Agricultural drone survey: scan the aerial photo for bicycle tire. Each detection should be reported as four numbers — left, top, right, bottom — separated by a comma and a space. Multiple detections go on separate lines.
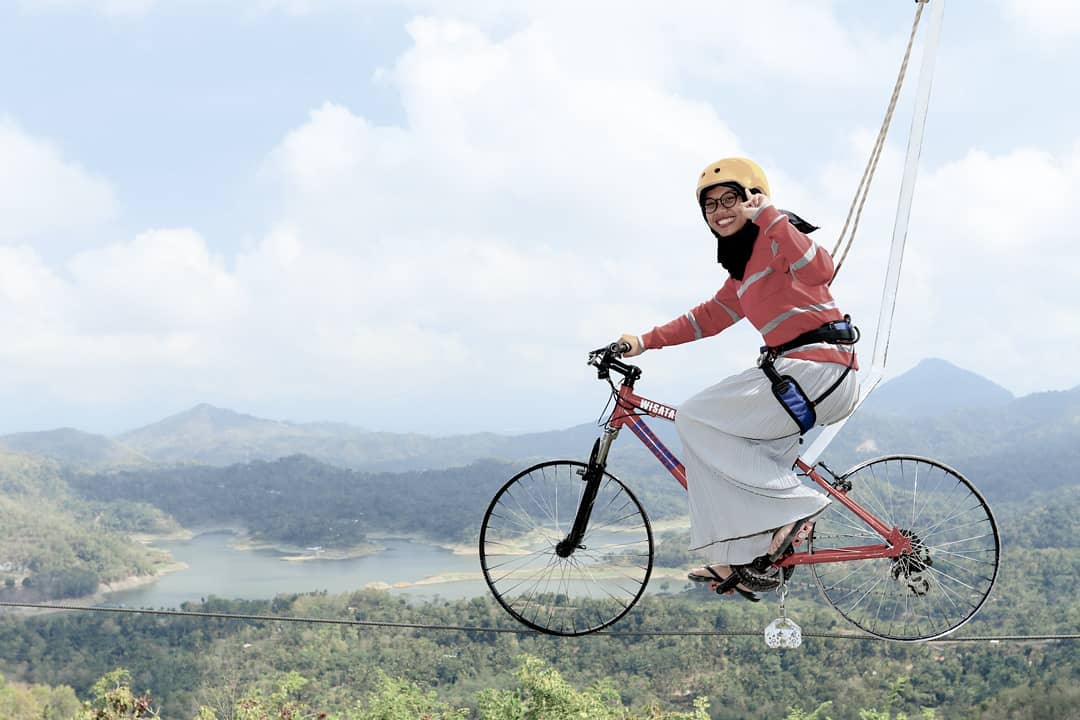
809, 454, 1000, 641
479, 460, 654, 636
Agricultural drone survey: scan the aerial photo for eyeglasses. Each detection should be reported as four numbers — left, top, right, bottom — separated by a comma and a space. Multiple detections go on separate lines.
702, 190, 742, 214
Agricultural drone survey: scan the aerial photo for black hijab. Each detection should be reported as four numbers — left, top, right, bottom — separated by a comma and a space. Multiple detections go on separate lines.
715, 222, 759, 281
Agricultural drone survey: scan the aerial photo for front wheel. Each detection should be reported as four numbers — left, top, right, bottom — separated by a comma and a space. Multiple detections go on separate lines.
479, 460, 654, 636
810, 454, 1001, 641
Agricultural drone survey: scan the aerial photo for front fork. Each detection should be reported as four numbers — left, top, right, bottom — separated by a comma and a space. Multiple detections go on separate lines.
555, 427, 620, 558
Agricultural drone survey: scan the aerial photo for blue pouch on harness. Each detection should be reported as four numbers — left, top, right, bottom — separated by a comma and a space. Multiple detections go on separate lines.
771, 376, 817, 435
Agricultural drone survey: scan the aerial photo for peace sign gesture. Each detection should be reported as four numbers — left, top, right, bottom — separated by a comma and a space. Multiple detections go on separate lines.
740, 190, 773, 221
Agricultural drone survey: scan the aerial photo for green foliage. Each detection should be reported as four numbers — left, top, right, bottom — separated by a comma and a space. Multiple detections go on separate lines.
228, 671, 316, 720
0, 451, 173, 603
0, 671, 82, 720
349, 670, 468, 720
973, 678, 1080, 719
68, 456, 536, 547
79, 669, 158, 719
994, 486, 1080, 549
1, 586, 1076, 720
67, 449, 688, 550
785, 703, 835, 720
475, 656, 709, 719
0, 450, 71, 497
0, 495, 167, 602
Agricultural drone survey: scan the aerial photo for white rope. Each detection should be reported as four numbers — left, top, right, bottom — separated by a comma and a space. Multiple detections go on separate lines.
830, 0, 927, 282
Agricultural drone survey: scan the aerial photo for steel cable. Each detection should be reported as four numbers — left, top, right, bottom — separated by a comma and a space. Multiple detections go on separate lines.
2, 601, 1075, 643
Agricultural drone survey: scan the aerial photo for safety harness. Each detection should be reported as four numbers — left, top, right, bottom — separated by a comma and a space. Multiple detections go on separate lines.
758, 316, 860, 435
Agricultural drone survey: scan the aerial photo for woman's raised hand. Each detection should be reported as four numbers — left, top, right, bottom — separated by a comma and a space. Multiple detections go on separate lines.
740, 190, 773, 220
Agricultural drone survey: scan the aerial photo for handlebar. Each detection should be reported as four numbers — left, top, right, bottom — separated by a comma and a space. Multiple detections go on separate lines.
586, 342, 641, 386
588, 341, 632, 359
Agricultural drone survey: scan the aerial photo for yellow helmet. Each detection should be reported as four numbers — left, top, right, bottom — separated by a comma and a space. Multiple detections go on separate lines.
696, 157, 770, 202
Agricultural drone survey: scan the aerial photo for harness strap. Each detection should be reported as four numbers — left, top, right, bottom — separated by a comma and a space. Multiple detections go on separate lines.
808, 350, 856, 406
764, 315, 858, 358
758, 316, 860, 435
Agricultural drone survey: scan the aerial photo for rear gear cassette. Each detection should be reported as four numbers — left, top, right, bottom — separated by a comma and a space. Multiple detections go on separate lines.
892, 530, 933, 596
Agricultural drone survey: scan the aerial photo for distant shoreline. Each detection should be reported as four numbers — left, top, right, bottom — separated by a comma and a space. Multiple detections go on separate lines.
365, 532, 478, 558
97, 560, 189, 597
0, 559, 188, 618
138, 526, 383, 562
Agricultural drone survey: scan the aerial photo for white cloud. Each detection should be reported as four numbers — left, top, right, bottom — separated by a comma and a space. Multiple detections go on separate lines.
19, 0, 156, 16
5, 2, 1079, 435
236, 6, 936, 430
67, 228, 246, 332
0, 117, 117, 245
1002, 0, 1080, 40
0, 245, 74, 339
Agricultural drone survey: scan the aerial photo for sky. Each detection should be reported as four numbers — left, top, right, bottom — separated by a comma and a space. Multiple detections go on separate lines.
2, 0, 1079, 436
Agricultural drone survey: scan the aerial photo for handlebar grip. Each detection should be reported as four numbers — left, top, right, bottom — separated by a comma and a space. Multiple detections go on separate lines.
609, 341, 632, 355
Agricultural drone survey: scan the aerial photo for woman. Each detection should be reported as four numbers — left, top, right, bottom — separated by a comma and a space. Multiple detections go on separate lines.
617, 157, 859, 599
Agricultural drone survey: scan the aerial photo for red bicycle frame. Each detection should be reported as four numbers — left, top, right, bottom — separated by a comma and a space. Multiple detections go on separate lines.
607, 382, 912, 567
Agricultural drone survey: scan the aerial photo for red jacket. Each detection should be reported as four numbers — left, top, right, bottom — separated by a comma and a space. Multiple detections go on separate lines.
641, 204, 858, 368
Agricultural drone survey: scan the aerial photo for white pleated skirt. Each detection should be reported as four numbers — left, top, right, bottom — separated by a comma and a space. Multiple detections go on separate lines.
675, 357, 859, 565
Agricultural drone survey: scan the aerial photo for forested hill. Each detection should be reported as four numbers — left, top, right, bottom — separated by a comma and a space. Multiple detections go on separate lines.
67, 455, 521, 548
0, 427, 152, 471
0, 451, 177, 602
826, 385, 1080, 501
65, 453, 688, 549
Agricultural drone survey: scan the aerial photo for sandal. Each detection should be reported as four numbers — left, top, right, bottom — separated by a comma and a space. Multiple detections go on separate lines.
687, 565, 760, 602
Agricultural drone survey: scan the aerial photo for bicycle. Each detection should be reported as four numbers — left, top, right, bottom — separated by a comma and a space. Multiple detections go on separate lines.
478, 343, 1000, 641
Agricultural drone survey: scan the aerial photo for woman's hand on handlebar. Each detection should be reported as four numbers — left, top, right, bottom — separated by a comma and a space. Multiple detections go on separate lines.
616, 334, 644, 358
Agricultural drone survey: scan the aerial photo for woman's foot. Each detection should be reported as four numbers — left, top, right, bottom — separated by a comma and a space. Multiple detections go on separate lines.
768, 522, 799, 555
687, 564, 759, 600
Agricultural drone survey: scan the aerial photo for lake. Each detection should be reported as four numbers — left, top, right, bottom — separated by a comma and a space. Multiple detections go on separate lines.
102, 531, 488, 609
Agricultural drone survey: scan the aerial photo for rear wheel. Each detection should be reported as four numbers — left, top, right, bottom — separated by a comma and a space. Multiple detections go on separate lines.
809, 454, 1000, 641
479, 460, 653, 636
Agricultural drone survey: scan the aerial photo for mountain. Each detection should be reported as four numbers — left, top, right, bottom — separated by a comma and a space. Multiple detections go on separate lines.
116, 403, 328, 465
860, 357, 1014, 418
0, 428, 151, 470
3, 360, 1073, 502
116, 402, 616, 471
104, 358, 1023, 474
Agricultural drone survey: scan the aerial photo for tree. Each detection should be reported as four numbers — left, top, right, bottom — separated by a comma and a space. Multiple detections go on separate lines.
78, 669, 158, 719
475, 656, 710, 720
231, 671, 320, 720
350, 670, 468, 720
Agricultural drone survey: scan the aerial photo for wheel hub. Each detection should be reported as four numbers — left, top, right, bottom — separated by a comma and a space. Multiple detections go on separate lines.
891, 529, 933, 596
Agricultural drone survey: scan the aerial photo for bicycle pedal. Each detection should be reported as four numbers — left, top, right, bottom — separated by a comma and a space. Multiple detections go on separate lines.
764, 617, 802, 649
